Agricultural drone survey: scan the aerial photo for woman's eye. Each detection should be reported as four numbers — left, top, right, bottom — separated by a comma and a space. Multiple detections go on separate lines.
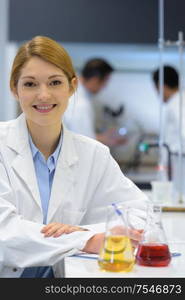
50, 80, 62, 86
24, 82, 36, 87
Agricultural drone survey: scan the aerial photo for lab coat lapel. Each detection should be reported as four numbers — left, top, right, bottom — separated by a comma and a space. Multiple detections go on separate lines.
11, 151, 41, 209
47, 127, 78, 222
7, 114, 42, 210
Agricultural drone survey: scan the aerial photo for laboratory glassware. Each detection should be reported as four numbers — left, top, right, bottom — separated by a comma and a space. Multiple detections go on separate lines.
98, 203, 135, 272
135, 204, 171, 267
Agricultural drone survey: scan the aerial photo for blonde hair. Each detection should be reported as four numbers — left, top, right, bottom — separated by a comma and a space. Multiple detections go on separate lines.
10, 35, 77, 91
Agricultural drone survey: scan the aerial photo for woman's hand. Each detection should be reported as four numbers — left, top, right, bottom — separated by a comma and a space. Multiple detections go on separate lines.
41, 222, 88, 238
82, 233, 105, 254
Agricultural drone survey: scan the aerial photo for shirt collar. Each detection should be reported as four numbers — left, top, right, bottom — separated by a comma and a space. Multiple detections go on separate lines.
29, 132, 63, 166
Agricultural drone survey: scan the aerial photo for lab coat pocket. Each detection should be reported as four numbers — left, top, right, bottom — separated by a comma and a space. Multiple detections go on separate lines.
61, 208, 86, 225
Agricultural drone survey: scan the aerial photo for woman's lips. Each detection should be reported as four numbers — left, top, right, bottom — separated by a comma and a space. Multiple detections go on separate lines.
33, 104, 56, 113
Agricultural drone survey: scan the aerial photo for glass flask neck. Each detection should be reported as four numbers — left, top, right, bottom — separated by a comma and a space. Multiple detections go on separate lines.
141, 204, 167, 244
105, 204, 128, 236
147, 204, 162, 226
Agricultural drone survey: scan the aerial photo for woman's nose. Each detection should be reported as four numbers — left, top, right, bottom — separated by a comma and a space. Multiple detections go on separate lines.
37, 85, 51, 101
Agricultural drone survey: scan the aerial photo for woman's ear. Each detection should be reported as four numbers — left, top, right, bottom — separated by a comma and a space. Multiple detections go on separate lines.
12, 88, 19, 102
70, 77, 78, 95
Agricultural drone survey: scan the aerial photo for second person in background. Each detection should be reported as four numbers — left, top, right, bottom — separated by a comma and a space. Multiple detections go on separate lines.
64, 58, 127, 147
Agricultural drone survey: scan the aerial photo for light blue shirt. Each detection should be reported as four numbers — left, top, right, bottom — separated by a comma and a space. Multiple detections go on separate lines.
21, 133, 63, 277
29, 133, 63, 224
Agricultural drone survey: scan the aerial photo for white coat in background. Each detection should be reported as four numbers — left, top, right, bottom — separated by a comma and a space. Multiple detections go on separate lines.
63, 83, 96, 139
164, 91, 185, 200
164, 91, 185, 153
0, 114, 148, 277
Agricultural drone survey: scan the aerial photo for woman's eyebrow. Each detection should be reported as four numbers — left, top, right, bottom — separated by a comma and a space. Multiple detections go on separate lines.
20, 74, 65, 80
48, 75, 65, 79
21, 76, 35, 79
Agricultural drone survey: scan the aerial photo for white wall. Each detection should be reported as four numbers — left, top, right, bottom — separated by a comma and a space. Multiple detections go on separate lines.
0, 42, 18, 121
4, 43, 19, 120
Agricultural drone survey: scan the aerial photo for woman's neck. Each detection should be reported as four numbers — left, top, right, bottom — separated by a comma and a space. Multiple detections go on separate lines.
27, 120, 62, 160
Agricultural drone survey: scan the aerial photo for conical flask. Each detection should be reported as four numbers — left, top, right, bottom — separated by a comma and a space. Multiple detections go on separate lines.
135, 204, 171, 267
98, 203, 135, 272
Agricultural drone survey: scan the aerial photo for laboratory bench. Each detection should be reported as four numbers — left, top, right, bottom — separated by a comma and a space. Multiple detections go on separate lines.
143, 190, 185, 212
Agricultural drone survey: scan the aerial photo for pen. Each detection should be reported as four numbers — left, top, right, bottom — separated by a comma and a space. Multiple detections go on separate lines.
70, 254, 98, 260
111, 203, 126, 222
171, 252, 181, 257
112, 203, 122, 216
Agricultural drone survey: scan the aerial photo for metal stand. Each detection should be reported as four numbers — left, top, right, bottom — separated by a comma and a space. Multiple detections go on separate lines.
158, 0, 185, 204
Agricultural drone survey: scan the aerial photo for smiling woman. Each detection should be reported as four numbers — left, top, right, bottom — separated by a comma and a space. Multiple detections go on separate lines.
0, 36, 148, 278
9, 36, 77, 158
13, 56, 76, 145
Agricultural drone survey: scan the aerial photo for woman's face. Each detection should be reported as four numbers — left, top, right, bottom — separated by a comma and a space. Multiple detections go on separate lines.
14, 56, 76, 127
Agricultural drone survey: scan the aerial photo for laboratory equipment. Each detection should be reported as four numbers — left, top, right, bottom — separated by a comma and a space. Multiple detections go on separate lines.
96, 104, 124, 136
98, 203, 135, 272
158, 0, 185, 204
138, 142, 172, 181
151, 180, 173, 204
135, 204, 171, 267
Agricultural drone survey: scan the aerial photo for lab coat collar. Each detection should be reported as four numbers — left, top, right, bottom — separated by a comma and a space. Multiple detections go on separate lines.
7, 113, 30, 154
6, 113, 78, 167
6, 113, 79, 217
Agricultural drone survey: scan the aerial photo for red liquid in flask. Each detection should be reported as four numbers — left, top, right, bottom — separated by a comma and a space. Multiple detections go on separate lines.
136, 243, 171, 267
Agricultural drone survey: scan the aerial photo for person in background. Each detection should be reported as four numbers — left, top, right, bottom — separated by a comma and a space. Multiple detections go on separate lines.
152, 65, 185, 199
152, 65, 185, 153
64, 58, 127, 147
0, 36, 148, 278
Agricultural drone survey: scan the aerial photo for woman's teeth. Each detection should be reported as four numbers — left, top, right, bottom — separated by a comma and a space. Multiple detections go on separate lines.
33, 104, 56, 113
35, 105, 53, 110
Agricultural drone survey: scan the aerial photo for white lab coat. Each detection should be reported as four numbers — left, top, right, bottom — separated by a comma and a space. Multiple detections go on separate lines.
0, 113, 148, 277
164, 91, 185, 153
164, 91, 185, 200
64, 83, 96, 139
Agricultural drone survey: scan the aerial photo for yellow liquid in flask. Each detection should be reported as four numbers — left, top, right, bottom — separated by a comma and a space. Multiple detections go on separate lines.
98, 235, 135, 272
